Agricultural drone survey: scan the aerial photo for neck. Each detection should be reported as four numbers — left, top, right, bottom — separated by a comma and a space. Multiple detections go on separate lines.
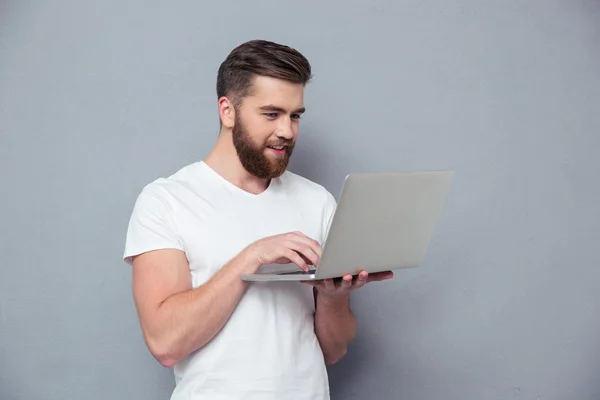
203, 129, 270, 195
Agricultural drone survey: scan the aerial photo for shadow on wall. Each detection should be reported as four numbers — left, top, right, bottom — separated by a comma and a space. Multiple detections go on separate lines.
287, 123, 373, 198
324, 283, 420, 399
287, 124, 337, 190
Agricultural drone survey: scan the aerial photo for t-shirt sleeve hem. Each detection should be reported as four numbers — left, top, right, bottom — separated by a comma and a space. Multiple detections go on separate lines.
123, 243, 185, 265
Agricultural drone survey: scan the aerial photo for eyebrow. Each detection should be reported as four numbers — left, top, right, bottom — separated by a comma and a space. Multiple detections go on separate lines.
258, 105, 306, 114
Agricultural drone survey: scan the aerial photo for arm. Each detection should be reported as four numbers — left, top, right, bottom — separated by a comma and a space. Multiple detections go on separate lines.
314, 193, 358, 364
314, 287, 357, 364
307, 271, 395, 365
131, 232, 321, 368
131, 248, 256, 368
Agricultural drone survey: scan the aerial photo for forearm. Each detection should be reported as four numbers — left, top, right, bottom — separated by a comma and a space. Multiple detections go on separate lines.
314, 291, 357, 364
146, 254, 255, 367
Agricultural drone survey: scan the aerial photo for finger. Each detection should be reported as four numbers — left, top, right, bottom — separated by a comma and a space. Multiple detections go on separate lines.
341, 274, 353, 290
298, 237, 323, 261
288, 232, 323, 259
366, 271, 394, 283
298, 249, 319, 267
355, 271, 369, 288
284, 249, 310, 272
323, 278, 336, 291
286, 241, 320, 267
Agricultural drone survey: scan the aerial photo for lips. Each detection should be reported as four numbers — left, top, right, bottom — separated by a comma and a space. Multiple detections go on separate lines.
266, 144, 288, 157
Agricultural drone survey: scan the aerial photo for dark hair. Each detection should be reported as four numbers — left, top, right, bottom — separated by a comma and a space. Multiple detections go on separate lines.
216, 40, 312, 108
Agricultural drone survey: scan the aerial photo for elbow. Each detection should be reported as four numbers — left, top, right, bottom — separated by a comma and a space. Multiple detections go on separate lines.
324, 347, 347, 365
146, 336, 181, 368
156, 354, 178, 369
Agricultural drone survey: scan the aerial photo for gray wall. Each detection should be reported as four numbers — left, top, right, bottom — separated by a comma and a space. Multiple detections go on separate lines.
1, 1, 599, 399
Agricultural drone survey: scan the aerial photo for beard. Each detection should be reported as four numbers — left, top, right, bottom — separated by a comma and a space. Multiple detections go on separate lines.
232, 114, 295, 179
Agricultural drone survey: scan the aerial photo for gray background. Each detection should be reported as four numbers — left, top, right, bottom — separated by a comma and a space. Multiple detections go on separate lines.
1, 1, 599, 399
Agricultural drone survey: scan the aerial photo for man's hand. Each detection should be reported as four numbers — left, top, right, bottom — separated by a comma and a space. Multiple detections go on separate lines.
241, 231, 322, 272
302, 270, 394, 297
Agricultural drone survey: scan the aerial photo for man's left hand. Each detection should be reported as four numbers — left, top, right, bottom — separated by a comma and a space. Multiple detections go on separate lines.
301, 270, 394, 297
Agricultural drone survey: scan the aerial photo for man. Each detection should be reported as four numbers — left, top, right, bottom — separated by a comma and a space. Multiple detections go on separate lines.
123, 39, 393, 399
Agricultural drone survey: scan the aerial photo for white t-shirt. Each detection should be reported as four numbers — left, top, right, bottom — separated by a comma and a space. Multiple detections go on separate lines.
123, 161, 337, 400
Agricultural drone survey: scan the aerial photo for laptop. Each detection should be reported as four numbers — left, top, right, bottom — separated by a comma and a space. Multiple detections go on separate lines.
240, 170, 454, 282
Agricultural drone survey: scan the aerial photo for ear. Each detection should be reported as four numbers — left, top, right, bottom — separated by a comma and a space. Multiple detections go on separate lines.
218, 97, 235, 129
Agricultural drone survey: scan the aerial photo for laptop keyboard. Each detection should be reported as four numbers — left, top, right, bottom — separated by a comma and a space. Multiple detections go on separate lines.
279, 270, 316, 275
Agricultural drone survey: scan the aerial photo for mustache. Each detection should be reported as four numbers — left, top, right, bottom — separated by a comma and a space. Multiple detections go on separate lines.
265, 139, 294, 147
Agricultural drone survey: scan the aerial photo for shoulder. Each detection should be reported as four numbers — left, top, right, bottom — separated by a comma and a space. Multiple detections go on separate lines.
135, 162, 204, 205
126, 163, 206, 229
123, 163, 203, 264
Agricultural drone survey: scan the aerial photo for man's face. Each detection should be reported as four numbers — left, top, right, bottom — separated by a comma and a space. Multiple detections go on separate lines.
231, 76, 305, 179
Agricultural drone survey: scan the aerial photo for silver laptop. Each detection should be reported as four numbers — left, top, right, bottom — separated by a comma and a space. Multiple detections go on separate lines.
240, 170, 454, 282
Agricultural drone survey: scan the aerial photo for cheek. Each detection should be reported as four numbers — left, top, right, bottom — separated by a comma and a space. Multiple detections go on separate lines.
254, 122, 277, 142
244, 119, 272, 143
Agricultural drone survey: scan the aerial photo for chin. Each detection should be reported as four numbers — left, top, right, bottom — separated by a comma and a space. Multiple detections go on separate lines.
268, 165, 289, 179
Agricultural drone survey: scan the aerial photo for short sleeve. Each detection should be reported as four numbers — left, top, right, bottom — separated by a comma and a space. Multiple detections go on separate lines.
321, 190, 338, 245
123, 185, 184, 265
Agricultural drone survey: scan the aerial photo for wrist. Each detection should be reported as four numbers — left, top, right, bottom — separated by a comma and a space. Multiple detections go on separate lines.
232, 248, 261, 275
316, 291, 350, 310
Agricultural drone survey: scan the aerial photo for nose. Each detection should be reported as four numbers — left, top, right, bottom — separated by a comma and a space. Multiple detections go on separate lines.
275, 117, 294, 140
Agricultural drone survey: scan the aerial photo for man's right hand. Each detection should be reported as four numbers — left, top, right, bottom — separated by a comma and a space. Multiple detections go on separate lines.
241, 231, 323, 272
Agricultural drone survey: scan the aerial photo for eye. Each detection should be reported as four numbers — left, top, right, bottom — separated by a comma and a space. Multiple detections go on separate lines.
291, 114, 302, 120
264, 113, 278, 119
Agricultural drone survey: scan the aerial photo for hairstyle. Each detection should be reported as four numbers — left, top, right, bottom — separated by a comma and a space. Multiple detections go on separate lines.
216, 40, 312, 108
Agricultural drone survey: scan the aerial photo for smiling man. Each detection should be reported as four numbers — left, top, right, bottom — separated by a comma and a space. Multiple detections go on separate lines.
123, 39, 392, 400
